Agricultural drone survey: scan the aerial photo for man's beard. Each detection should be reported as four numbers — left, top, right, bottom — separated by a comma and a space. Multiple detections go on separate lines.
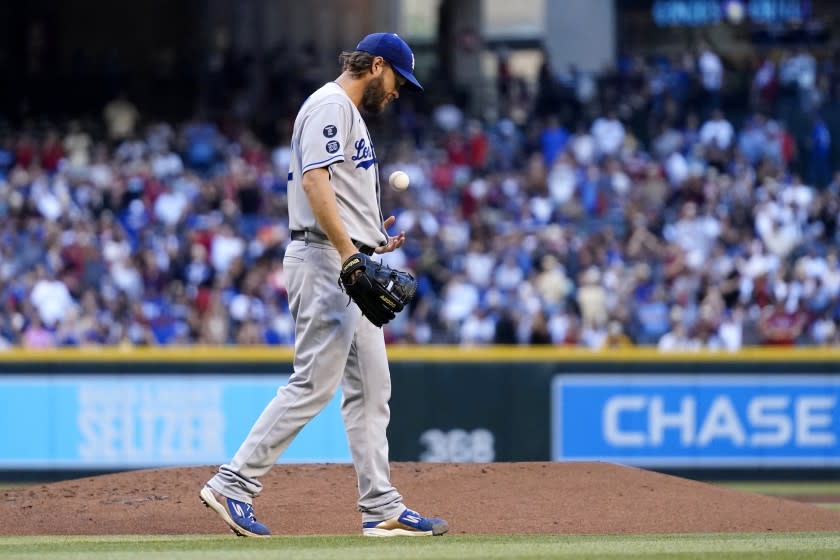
360, 75, 388, 114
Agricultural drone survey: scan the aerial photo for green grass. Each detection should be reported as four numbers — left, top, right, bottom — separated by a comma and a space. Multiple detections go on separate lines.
2, 534, 840, 560
718, 482, 840, 495
0, 483, 32, 490
716, 481, 840, 510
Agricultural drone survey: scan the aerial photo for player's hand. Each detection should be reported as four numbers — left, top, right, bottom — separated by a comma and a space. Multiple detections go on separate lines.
375, 215, 405, 254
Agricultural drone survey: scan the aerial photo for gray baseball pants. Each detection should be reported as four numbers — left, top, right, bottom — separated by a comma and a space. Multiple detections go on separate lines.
207, 238, 404, 522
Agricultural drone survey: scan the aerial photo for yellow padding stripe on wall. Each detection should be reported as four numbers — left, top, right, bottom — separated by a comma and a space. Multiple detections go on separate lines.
0, 346, 838, 363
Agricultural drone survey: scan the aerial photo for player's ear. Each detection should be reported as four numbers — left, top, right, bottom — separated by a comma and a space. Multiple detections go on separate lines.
371, 56, 385, 76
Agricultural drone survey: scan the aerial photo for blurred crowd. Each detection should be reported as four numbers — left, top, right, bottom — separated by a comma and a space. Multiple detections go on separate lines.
1, 43, 840, 350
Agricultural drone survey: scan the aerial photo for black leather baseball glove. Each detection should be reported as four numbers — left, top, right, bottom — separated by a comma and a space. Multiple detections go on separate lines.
339, 253, 416, 327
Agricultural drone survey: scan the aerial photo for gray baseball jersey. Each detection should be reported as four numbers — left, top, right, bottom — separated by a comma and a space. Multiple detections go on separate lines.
288, 82, 387, 248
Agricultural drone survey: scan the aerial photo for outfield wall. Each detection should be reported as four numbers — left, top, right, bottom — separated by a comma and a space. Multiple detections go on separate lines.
1, 347, 839, 474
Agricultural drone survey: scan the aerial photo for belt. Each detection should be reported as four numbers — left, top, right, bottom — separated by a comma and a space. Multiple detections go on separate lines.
290, 230, 376, 256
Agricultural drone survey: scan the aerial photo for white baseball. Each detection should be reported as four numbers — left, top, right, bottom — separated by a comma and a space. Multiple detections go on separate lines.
389, 170, 410, 191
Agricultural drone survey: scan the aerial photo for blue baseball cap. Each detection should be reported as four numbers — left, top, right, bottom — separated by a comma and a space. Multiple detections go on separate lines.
356, 32, 423, 91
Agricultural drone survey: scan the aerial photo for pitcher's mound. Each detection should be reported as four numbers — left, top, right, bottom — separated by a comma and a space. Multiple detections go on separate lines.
3, 462, 840, 535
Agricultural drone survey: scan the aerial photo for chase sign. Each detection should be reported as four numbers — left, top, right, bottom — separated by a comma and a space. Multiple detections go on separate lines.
552, 375, 839, 467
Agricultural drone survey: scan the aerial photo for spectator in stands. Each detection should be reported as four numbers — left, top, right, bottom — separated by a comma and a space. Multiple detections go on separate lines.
29, 266, 75, 329
590, 108, 625, 158
103, 92, 140, 143
699, 109, 734, 171
807, 114, 832, 188
22, 314, 55, 349
576, 266, 607, 331
540, 115, 570, 168
758, 293, 807, 346
604, 320, 633, 348
697, 42, 723, 114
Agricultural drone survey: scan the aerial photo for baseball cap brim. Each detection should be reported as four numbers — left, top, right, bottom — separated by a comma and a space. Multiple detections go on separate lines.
391, 64, 423, 92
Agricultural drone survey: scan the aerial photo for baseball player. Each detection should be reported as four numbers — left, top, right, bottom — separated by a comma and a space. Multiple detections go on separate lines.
200, 32, 449, 538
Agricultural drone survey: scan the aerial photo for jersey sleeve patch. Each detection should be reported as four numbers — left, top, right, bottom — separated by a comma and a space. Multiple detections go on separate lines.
301, 102, 347, 172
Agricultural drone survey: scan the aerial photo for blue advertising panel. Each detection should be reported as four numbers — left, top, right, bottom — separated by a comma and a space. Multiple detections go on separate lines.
552, 375, 840, 467
652, 0, 810, 26
0, 375, 350, 468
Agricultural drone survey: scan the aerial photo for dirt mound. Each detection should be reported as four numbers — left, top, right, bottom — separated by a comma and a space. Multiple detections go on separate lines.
3, 462, 840, 535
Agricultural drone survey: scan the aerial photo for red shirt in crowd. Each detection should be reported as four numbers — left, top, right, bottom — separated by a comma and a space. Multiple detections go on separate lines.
759, 305, 806, 346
